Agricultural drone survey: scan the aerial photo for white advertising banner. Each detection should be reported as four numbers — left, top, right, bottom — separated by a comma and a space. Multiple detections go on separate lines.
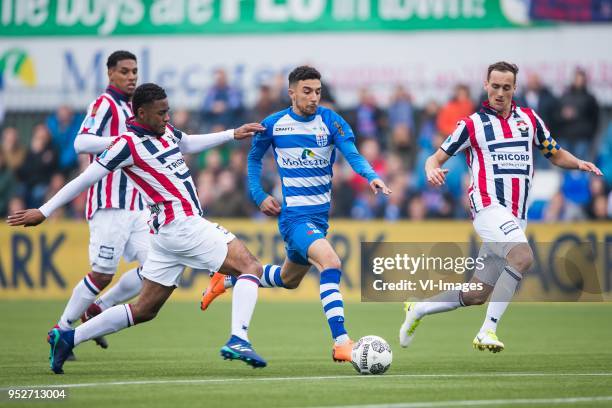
1, 25, 611, 110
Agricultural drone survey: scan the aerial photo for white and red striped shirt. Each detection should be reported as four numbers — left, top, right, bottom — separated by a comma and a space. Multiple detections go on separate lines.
78, 85, 143, 219
441, 101, 560, 220
96, 120, 203, 233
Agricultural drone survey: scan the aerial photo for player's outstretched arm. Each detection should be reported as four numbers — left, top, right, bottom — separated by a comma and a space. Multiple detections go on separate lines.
179, 123, 265, 154
336, 138, 391, 195
549, 148, 603, 176
74, 134, 116, 154
247, 125, 275, 215
6, 162, 110, 227
425, 149, 451, 187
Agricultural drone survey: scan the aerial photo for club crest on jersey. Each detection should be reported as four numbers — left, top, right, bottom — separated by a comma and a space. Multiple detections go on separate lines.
517, 120, 529, 133
316, 132, 327, 147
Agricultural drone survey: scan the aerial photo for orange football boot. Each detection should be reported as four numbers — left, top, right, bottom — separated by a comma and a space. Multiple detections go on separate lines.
332, 339, 354, 362
200, 272, 227, 311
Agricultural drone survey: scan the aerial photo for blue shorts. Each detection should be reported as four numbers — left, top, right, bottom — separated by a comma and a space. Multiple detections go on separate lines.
279, 216, 329, 265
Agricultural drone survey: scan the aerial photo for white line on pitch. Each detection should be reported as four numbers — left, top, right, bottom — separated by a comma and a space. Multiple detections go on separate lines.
1, 372, 611, 392
311, 395, 612, 408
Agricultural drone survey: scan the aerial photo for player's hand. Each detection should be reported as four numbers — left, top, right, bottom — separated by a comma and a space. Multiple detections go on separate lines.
6, 209, 46, 227
234, 123, 265, 140
369, 179, 392, 195
577, 160, 603, 176
259, 196, 281, 217
426, 168, 449, 186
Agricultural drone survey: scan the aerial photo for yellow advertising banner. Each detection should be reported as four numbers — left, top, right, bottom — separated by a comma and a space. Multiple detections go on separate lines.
0, 220, 610, 302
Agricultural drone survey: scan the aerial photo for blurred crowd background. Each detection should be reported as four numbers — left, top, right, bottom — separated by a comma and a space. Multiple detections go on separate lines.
1, 66, 610, 221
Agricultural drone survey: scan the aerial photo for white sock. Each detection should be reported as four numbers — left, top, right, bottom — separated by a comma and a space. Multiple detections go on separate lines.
231, 274, 260, 342
414, 290, 464, 319
58, 273, 102, 330
96, 267, 143, 311
74, 304, 134, 346
480, 266, 522, 333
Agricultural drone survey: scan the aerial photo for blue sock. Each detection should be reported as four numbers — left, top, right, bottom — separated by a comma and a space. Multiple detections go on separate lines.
260, 264, 284, 288
320, 268, 349, 344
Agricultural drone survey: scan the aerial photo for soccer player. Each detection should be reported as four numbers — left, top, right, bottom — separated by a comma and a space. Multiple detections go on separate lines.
8, 83, 268, 374
399, 61, 602, 352
200, 66, 391, 362
52, 51, 143, 351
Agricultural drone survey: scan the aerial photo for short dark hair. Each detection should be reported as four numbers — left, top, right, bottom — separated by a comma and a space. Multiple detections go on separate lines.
132, 83, 167, 115
288, 66, 321, 86
107, 50, 137, 69
487, 61, 519, 83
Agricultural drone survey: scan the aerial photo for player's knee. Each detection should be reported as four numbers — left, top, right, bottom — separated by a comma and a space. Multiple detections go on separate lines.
90, 271, 113, 290
506, 244, 533, 273
321, 255, 342, 271
462, 290, 488, 306
469, 292, 488, 306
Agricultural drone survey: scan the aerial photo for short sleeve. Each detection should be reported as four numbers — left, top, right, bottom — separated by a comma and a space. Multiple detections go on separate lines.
531, 110, 561, 159
440, 120, 471, 156
96, 137, 134, 171
79, 97, 113, 136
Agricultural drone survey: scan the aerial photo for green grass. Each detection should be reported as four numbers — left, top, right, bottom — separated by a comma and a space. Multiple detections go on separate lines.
0, 301, 611, 407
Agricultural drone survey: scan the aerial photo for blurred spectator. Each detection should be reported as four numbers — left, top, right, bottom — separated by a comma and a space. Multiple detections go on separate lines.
1, 126, 26, 171
524, 73, 558, 132
320, 79, 337, 109
251, 84, 283, 122
406, 193, 427, 220
207, 169, 248, 217
436, 84, 474, 136
561, 170, 591, 208
172, 109, 198, 134
388, 85, 415, 130
347, 88, 386, 141
596, 121, 612, 188
349, 139, 386, 194
196, 169, 216, 210
201, 68, 244, 130
7, 196, 25, 215
46, 105, 83, 175
15, 124, 59, 208
389, 124, 414, 165
557, 68, 599, 160
330, 161, 356, 218
587, 177, 609, 219
0, 151, 15, 216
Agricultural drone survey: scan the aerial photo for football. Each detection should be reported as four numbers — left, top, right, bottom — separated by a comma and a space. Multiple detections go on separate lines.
351, 335, 392, 375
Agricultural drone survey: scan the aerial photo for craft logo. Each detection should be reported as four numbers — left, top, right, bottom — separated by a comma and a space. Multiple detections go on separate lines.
0, 48, 36, 89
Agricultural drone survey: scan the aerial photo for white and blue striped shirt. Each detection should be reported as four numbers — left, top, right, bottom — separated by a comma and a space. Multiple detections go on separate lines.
248, 106, 379, 219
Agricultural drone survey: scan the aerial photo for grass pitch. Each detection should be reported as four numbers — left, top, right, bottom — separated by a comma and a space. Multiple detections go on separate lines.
0, 300, 611, 407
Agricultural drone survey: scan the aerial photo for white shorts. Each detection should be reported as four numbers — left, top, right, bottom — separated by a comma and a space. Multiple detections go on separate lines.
141, 217, 236, 288
88, 208, 150, 274
473, 205, 528, 286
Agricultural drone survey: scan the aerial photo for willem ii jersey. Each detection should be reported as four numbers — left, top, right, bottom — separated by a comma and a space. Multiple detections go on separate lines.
248, 106, 379, 222
441, 101, 560, 220
78, 85, 143, 219
95, 120, 203, 233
